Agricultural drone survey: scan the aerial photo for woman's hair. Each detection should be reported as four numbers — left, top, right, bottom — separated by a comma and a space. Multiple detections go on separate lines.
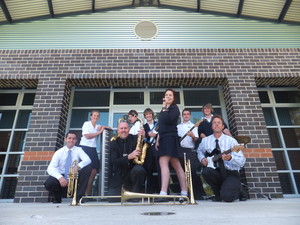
164, 88, 177, 105
128, 110, 138, 117
90, 110, 100, 116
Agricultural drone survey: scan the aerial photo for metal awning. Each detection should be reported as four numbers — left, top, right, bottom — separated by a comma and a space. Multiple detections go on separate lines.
0, 0, 299, 25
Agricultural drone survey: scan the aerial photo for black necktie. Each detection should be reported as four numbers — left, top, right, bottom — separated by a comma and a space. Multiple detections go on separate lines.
215, 139, 226, 179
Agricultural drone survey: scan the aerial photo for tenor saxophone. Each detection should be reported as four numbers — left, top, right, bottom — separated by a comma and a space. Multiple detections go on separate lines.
133, 117, 149, 165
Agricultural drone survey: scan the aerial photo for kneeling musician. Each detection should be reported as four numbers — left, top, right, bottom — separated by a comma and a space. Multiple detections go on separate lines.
44, 132, 92, 204
108, 121, 147, 200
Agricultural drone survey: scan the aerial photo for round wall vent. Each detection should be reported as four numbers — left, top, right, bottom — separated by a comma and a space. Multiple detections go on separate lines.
134, 20, 158, 41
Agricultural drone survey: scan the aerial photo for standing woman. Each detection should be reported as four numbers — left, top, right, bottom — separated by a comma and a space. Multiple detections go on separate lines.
79, 110, 110, 196
156, 89, 187, 197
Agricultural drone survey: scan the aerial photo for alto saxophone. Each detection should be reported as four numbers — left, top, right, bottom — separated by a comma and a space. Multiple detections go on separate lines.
133, 117, 149, 165
67, 160, 79, 206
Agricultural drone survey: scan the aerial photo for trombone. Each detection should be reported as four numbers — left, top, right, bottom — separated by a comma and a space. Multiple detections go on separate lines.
79, 190, 189, 206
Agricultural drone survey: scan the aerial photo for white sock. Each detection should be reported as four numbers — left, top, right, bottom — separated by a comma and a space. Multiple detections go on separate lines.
181, 191, 188, 196
159, 191, 167, 195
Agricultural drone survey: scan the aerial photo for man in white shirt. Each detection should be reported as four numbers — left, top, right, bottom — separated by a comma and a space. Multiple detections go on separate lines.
44, 132, 92, 204
128, 110, 141, 135
197, 115, 246, 202
177, 109, 206, 200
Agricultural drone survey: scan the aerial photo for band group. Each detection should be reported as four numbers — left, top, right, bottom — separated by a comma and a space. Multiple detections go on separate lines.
44, 88, 247, 204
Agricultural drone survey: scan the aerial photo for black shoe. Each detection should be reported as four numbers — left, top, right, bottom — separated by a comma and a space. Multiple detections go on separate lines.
239, 189, 248, 201
211, 196, 221, 202
53, 197, 62, 204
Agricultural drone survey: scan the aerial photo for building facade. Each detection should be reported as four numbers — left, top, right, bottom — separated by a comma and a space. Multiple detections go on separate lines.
0, 6, 299, 202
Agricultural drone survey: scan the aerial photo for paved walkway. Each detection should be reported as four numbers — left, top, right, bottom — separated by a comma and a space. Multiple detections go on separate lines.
1, 198, 299, 225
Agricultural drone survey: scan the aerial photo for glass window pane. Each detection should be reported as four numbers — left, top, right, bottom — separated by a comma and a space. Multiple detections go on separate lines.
262, 108, 277, 126
278, 173, 294, 194
0, 111, 16, 129
113, 113, 128, 128
294, 173, 300, 194
1, 177, 17, 199
0, 155, 6, 173
184, 90, 220, 106
258, 91, 270, 103
6, 154, 21, 174
0, 93, 18, 106
282, 128, 300, 148
22, 93, 35, 105
274, 91, 300, 103
73, 91, 110, 107
150, 92, 180, 104
267, 128, 282, 148
114, 92, 144, 105
272, 151, 288, 170
15, 110, 31, 129
187, 109, 204, 124
0, 131, 11, 152
287, 151, 300, 170
10, 131, 27, 152
70, 109, 109, 128
276, 108, 300, 125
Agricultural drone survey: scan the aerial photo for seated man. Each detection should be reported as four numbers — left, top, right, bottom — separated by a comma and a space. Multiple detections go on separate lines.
197, 115, 246, 202
44, 132, 92, 203
108, 121, 146, 200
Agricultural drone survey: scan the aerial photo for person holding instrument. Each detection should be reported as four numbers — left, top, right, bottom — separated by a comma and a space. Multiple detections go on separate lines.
156, 88, 187, 200
197, 115, 246, 202
108, 121, 146, 200
177, 109, 206, 200
128, 110, 141, 135
143, 108, 160, 193
79, 110, 111, 196
44, 132, 92, 204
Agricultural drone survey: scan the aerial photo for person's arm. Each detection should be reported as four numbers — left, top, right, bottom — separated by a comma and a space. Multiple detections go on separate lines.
77, 148, 91, 169
197, 140, 207, 166
47, 151, 63, 180
84, 125, 104, 139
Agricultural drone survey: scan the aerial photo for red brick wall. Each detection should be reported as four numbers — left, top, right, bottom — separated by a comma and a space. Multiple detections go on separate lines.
1, 48, 299, 202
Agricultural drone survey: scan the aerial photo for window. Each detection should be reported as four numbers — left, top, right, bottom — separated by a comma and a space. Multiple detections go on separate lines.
0, 89, 35, 199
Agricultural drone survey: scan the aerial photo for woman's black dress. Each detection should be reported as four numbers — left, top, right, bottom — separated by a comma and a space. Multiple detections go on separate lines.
157, 104, 183, 158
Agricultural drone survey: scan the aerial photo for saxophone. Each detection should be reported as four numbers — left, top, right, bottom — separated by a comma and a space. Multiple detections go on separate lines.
133, 117, 149, 165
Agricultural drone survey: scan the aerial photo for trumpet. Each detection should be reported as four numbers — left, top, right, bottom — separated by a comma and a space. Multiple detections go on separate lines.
184, 153, 196, 204
67, 160, 79, 206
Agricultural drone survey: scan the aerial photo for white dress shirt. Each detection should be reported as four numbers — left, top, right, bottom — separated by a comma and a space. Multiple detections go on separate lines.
79, 121, 100, 147
47, 146, 91, 180
129, 120, 141, 135
197, 133, 246, 171
177, 120, 199, 149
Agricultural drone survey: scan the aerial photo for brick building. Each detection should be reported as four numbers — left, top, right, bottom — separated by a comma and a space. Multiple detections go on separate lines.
0, 2, 299, 203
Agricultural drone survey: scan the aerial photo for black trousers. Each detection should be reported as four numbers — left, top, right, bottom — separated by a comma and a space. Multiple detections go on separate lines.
44, 165, 92, 200
202, 167, 241, 202
124, 165, 147, 193
181, 148, 206, 199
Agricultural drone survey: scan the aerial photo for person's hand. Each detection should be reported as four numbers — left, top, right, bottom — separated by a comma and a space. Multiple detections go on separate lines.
148, 131, 156, 137
139, 128, 145, 136
59, 177, 68, 187
155, 141, 159, 151
201, 158, 208, 167
222, 154, 232, 161
128, 149, 141, 160
187, 131, 194, 138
